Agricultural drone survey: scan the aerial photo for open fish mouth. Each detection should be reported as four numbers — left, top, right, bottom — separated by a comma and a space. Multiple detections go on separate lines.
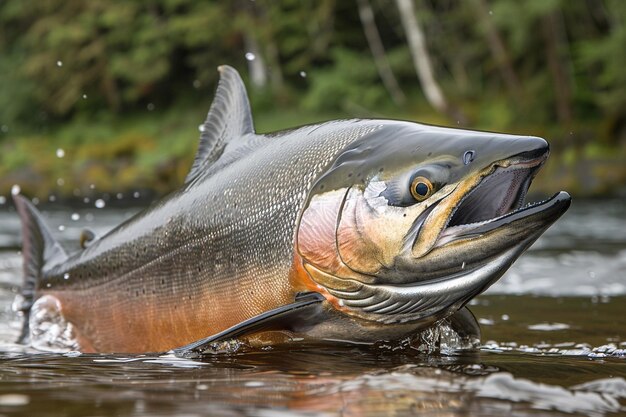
433, 149, 568, 250
316, 149, 571, 325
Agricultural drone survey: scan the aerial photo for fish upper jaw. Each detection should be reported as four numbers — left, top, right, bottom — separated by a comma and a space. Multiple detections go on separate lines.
410, 149, 549, 258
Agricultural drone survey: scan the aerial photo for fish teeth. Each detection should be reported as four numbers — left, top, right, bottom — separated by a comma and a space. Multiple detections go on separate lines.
444, 195, 553, 232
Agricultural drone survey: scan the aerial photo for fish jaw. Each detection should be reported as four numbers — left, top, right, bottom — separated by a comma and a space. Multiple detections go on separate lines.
325, 190, 570, 325
296, 134, 571, 328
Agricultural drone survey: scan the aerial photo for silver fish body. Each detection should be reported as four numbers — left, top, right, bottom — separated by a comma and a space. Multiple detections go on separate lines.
13, 66, 571, 353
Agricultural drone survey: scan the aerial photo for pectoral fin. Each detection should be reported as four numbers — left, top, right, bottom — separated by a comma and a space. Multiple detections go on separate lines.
173, 292, 325, 357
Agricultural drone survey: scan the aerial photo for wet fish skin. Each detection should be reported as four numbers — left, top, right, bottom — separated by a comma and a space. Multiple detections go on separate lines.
13, 65, 570, 353
29, 123, 380, 352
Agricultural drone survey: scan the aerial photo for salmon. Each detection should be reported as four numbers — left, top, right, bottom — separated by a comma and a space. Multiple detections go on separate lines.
13, 66, 570, 354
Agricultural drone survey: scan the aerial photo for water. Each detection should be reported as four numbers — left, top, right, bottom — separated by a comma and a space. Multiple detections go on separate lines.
0, 198, 625, 416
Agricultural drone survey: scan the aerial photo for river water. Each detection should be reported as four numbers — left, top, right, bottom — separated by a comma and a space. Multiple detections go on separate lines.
0, 197, 624, 416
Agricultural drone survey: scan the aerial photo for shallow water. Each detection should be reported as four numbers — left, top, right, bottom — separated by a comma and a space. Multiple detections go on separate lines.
0, 197, 624, 416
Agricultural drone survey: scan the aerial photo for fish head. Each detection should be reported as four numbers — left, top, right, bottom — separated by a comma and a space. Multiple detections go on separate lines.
297, 122, 570, 327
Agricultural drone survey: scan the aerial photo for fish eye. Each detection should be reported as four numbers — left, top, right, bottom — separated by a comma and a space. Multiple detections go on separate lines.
410, 176, 433, 201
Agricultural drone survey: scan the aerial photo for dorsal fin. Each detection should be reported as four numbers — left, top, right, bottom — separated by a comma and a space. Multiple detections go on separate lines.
13, 194, 68, 342
185, 65, 255, 183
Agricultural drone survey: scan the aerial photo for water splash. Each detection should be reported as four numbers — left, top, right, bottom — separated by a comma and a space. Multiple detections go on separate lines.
482, 340, 626, 358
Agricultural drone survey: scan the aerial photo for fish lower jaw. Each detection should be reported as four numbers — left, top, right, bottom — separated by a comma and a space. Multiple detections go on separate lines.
311, 247, 522, 326
434, 191, 571, 249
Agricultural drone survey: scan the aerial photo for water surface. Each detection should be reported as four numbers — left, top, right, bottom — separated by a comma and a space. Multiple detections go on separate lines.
0, 197, 624, 416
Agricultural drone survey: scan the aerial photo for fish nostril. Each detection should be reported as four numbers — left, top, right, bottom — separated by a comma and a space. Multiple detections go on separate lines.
463, 150, 475, 165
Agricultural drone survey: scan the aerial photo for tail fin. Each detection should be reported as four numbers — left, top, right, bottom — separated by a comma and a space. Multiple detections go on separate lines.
12, 194, 67, 343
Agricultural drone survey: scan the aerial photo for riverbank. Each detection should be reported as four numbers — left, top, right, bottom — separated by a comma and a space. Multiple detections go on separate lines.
1, 104, 624, 201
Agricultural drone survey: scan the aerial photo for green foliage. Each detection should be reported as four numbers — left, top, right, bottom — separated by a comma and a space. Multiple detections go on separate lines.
303, 48, 389, 112
576, 1, 626, 114
0, 0, 624, 197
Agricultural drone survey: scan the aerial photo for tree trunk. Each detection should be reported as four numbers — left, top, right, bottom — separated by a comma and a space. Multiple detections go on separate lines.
541, 11, 573, 124
251, 1, 285, 93
264, 38, 285, 92
244, 32, 267, 89
356, 0, 406, 106
470, 0, 521, 98
395, 0, 462, 121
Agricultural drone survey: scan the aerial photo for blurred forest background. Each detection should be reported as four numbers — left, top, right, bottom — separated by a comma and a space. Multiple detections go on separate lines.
0, 0, 624, 202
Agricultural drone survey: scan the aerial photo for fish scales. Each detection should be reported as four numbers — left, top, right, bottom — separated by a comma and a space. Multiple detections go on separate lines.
13, 66, 570, 354
37, 122, 381, 352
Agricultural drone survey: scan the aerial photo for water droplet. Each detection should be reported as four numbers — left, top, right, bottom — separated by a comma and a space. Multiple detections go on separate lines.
63, 273, 70, 280
83, 197, 90, 203
32, 197, 39, 205
56, 148, 65, 158
46, 283, 51, 288
58, 225, 65, 231
95, 199, 105, 209
57, 178, 65, 186
116, 193, 123, 200
245, 52, 255, 61
71, 213, 80, 221
461, 261, 466, 269
501, 314, 510, 321
198, 124, 206, 132
299, 71, 307, 78
133, 191, 140, 198
147, 103, 155, 111
0, 394, 30, 406
1, 125, 8, 133
11, 185, 20, 196
49, 195, 56, 202
0, 196, 5, 204
73, 188, 81, 197
85, 213, 94, 221
528, 322, 570, 331
489, 10, 493, 15
193, 80, 201, 89
56, 60, 63, 67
